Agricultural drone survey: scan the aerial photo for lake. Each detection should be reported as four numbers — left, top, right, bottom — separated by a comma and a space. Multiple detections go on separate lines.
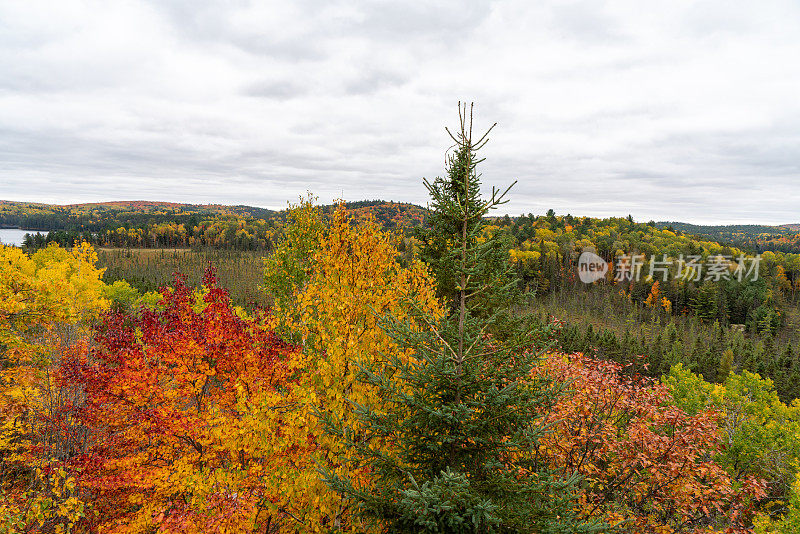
0, 228, 35, 247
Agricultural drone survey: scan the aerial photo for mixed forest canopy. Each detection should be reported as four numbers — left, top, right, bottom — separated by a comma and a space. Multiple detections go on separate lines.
0, 199, 426, 250
2, 104, 800, 533
3, 198, 800, 255
654, 221, 800, 254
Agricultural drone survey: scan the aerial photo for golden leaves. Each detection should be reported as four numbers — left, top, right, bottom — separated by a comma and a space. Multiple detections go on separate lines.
0, 242, 107, 533
265, 204, 442, 531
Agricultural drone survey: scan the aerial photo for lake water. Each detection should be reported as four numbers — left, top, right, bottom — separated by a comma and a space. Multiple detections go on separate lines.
0, 228, 35, 247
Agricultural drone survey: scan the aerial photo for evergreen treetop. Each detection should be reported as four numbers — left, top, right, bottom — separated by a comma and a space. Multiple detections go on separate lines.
321, 103, 599, 533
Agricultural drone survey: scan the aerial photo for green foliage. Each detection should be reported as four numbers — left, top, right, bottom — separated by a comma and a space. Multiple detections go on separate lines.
662, 363, 713, 415
262, 194, 324, 338
322, 104, 595, 533
102, 280, 140, 311
262, 194, 322, 306
323, 312, 594, 533
693, 281, 719, 321
136, 290, 163, 310
666, 365, 800, 520
415, 112, 517, 318
712, 372, 800, 499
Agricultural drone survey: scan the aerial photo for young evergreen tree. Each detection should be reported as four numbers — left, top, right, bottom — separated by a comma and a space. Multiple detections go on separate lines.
321, 103, 597, 533
693, 281, 719, 322
718, 348, 734, 382
415, 107, 518, 320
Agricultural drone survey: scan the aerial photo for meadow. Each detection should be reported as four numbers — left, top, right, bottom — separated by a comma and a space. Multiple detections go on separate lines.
96, 247, 269, 308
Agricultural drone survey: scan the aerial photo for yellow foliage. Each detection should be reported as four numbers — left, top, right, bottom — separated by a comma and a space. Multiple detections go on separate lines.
509, 249, 541, 264
1, 242, 107, 414
271, 205, 442, 531
0, 467, 86, 533
0, 242, 107, 532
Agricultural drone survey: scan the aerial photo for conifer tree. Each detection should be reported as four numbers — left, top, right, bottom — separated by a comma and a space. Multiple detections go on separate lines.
321, 103, 596, 533
693, 281, 719, 322
718, 348, 734, 382
415, 107, 518, 320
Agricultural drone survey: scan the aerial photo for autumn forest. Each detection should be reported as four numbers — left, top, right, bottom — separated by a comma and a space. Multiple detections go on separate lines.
4, 108, 800, 534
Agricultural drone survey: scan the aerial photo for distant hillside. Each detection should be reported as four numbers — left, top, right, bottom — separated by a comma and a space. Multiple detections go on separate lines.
59, 200, 279, 219
334, 200, 427, 230
63, 200, 199, 210
655, 221, 792, 235
7, 198, 798, 254
0, 199, 279, 231
0, 199, 427, 235
655, 221, 800, 253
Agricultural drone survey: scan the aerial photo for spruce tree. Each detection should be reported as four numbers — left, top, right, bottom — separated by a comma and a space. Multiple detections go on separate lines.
692, 281, 719, 322
415, 107, 518, 321
321, 103, 596, 533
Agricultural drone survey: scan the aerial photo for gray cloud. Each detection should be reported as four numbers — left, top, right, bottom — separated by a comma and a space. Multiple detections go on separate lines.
1, 0, 800, 224
242, 80, 307, 100
344, 68, 407, 96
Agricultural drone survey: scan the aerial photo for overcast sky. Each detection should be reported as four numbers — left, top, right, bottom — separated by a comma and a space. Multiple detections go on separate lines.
1, 1, 799, 224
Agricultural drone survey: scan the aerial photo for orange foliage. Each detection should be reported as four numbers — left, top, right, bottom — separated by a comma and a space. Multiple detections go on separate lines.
538, 353, 766, 533
644, 280, 660, 308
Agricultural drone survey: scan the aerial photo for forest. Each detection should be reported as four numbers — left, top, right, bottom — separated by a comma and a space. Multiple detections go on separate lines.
0, 200, 426, 251
3, 107, 800, 533
5, 197, 800, 255
654, 222, 800, 254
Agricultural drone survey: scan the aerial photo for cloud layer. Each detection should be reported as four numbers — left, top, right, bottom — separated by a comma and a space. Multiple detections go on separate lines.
1, 0, 799, 224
